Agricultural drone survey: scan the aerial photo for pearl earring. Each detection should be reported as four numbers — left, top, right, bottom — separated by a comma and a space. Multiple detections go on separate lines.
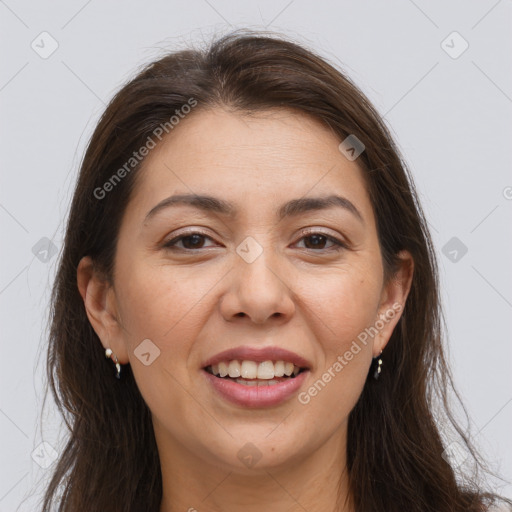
372, 350, 383, 380
105, 347, 121, 379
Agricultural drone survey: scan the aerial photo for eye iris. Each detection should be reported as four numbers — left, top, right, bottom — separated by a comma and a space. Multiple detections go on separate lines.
174, 234, 335, 250
304, 234, 327, 249
182, 234, 205, 249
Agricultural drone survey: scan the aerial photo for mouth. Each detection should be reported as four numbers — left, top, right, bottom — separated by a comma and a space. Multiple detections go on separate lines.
203, 359, 308, 386
202, 359, 310, 408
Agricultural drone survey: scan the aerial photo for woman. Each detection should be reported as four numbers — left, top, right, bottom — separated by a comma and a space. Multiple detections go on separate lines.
41, 29, 510, 511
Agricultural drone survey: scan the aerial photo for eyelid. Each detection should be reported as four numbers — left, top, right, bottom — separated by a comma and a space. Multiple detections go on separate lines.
162, 228, 221, 249
162, 227, 349, 252
298, 227, 344, 238
293, 228, 348, 251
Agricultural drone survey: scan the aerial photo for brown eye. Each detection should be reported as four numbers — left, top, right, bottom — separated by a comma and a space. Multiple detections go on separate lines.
303, 234, 329, 249
163, 232, 217, 251
295, 232, 346, 251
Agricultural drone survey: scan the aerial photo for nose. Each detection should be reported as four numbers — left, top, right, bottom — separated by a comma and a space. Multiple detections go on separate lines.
219, 247, 295, 325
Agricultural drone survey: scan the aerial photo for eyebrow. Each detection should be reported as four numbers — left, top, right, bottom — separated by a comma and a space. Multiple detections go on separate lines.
144, 193, 364, 224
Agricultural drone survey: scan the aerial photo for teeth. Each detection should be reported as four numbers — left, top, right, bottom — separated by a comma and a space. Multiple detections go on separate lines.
274, 360, 285, 377
257, 361, 274, 379
208, 360, 303, 379
228, 360, 241, 378
241, 360, 258, 379
235, 378, 258, 386
284, 362, 294, 377
218, 361, 229, 377
235, 378, 280, 386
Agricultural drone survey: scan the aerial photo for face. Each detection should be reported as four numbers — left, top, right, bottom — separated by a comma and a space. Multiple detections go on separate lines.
80, 107, 412, 476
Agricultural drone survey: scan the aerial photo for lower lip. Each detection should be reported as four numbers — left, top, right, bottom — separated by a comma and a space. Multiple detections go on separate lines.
202, 370, 309, 408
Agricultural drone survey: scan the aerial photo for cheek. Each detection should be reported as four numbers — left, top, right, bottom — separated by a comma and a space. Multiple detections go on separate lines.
114, 259, 226, 390
297, 265, 382, 346
297, 352, 369, 439
116, 260, 213, 340
298, 275, 377, 425
114, 263, 210, 422
296, 266, 379, 414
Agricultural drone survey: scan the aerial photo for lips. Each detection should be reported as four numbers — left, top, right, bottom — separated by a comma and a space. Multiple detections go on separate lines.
202, 369, 309, 408
202, 346, 312, 370
201, 346, 311, 408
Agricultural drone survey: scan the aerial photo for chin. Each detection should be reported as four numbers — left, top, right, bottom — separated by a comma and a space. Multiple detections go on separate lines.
206, 431, 310, 473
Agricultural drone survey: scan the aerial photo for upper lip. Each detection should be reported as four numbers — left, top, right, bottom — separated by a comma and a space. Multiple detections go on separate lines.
202, 346, 312, 370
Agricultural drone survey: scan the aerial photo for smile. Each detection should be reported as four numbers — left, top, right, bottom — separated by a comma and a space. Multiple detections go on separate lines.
203, 359, 309, 407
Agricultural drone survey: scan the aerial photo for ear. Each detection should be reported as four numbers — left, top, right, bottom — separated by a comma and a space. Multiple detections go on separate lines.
77, 256, 129, 363
373, 250, 414, 356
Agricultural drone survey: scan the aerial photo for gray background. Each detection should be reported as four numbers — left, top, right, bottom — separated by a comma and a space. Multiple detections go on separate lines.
1, 0, 511, 509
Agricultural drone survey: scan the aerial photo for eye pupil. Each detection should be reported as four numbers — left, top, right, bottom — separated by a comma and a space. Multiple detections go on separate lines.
304, 234, 326, 249
182, 234, 205, 249
165, 232, 342, 253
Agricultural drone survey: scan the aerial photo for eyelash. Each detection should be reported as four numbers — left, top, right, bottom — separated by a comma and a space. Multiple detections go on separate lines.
162, 230, 347, 253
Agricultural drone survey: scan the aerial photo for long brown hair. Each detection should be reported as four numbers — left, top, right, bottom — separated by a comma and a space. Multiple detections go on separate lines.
40, 29, 510, 511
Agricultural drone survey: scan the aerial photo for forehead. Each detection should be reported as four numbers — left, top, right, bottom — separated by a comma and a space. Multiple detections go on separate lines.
146, 107, 352, 172
128, 107, 373, 222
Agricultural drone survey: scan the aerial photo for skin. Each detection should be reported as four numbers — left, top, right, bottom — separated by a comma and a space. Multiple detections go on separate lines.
78, 107, 413, 512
